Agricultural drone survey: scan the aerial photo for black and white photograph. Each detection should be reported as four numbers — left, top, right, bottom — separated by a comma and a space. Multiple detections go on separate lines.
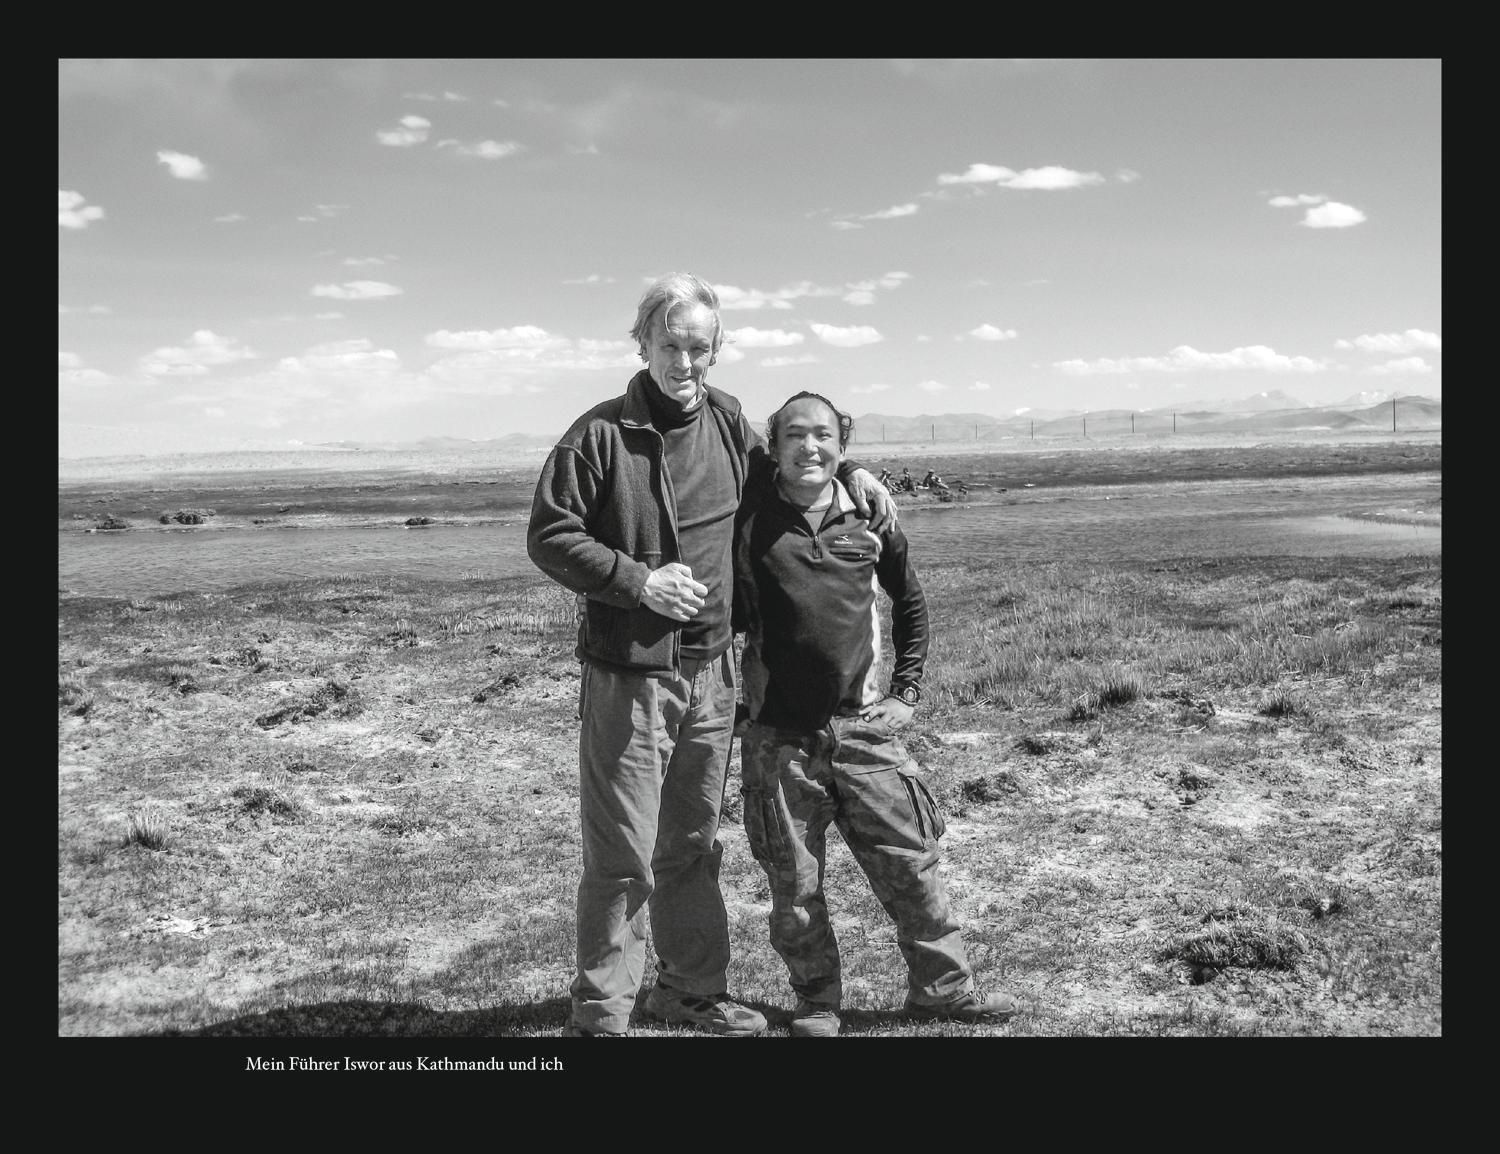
59, 58, 1441, 1045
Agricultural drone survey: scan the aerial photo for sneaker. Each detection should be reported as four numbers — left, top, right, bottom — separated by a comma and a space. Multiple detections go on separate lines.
904, 988, 1019, 1024
559, 1023, 629, 1037
642, 986, 767, 1037
789, 1000, 841, 1038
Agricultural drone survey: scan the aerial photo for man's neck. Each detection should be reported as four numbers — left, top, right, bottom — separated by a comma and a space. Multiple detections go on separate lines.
777, 477, 834, 510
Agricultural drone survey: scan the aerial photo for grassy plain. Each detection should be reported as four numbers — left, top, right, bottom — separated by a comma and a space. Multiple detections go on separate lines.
58, 435, 1441, 1039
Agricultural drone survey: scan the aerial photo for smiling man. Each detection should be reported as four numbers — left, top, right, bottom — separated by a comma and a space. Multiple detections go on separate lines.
733, 390, 1020, 1037
527, 273, 895, 1037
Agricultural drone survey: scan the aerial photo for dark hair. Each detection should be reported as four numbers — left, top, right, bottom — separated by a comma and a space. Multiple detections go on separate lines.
766, 391, 853, 451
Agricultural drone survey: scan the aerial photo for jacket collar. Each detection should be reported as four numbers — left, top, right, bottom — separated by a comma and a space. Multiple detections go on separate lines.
621, 370, 742, 430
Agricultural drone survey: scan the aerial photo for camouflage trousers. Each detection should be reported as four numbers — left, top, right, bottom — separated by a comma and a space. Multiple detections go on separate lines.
739, 717, 975, 1009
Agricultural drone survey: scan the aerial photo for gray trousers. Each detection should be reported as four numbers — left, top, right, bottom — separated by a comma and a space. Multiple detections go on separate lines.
740, 716, 975, 1009
570, 652, 736, 1033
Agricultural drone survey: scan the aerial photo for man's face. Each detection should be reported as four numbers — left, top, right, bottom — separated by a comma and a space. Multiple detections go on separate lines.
773, 397, 843, 492
644, 302, 717, 408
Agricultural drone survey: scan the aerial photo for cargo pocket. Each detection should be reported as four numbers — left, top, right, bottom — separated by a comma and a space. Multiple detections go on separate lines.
898, 764, 947, 844
742, 783, 815, 899
740, 785, 785, 869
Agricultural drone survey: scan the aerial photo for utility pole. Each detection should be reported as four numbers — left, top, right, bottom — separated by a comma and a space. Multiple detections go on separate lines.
1083, 417, 1087, 438
1131, 413, 1135, 434
1392, 397, 1397, 433
1173, 412, 1177, 433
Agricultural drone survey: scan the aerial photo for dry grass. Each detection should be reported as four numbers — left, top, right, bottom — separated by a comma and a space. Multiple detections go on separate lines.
57, 468, 1441, 1044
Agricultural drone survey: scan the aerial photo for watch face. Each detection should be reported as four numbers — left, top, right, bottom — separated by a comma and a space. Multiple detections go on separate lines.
899, 686, 920, 706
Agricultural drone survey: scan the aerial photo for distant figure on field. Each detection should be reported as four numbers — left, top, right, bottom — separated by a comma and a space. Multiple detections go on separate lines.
732, 390, 1020, 1037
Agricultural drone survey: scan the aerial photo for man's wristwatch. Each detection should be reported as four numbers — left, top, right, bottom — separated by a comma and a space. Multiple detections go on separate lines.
892, 685, 921, 707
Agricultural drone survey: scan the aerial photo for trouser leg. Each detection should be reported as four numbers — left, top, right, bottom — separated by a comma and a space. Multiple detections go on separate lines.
830, 718, 975, 1005
649, 651, 736, 996
571, 662, 674, 1033
740, 723, 842, 1007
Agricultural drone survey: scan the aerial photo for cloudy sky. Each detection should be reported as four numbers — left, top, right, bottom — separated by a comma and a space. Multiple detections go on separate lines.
59, 58, 1441, 456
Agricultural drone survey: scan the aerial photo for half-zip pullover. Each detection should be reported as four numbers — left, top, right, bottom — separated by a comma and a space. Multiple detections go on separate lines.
735, 480, 928, 733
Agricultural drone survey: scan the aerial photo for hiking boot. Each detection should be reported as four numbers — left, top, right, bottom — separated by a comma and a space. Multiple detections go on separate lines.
642, 986, 767, 1037
559, 1023, 629, 1037
904, 988, 1019, 1024
789, 1000, 841, 1038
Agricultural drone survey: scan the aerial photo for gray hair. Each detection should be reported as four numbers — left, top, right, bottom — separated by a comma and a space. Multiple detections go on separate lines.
630, 272, 724, 354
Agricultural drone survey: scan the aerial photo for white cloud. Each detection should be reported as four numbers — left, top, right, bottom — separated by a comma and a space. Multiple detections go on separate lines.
564, 274, 616, 285
343, 256, 389, 268
140, 330, 256, 376
156, 150, 208, 180
1335, 329, 1441, 354
59, 352, 82, 369
718, 274, 908, 311
1116, 169, 1142, 183
1303, 201, 1366, 229
276, 339, 401, 375
809, 323, 883, 348
214, 212, 246, 223
436, 138, 523, 159
1366, 357, 1433, 376
59, 189, 104, 229
843, 272, 911, 305
850, 383, 893, 395
314, 311, 345, 320
310, 281, 404, 300
726, 327, 805, 349
968, 381, 992, 391
970, 324, 1018, 341
1055, 344, 1328, 375
917, 379, 949, 393
761, 354, 820, 368
377, 115, 432, 147
425, 325, 565, 351
1268, 193, 1367, 228
937, 163, 1105, 190
405, 91, 470, 103
58, 303, 112, 316
867, 202, 920, 220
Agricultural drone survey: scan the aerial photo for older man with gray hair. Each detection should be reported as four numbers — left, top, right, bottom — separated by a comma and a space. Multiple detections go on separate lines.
528, 272, 894, 1037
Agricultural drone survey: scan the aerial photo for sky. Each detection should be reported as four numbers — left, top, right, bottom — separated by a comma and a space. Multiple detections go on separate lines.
58, 58, 1442, 457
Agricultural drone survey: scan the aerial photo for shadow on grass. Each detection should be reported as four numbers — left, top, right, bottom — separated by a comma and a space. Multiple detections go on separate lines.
149, 997, 571, 1038
142, 996, 993, 1038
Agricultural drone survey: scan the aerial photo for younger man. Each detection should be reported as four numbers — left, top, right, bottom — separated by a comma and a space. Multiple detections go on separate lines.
733, 391, 1020, 1037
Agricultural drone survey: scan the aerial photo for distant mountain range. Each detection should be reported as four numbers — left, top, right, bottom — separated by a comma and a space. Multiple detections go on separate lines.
847, 393, 1440, 443
59, 389, 1441, 461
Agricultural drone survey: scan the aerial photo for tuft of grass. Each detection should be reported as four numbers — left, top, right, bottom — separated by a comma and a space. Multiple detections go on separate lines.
1259, 690, 1302, 718
232, 776, 308, 821
59, 672, 95, 716
1159, 905, 1311, 977
122, 805, 172, 851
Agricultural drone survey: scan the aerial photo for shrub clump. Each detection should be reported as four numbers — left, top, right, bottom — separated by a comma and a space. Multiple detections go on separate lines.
159, 508, 216, 525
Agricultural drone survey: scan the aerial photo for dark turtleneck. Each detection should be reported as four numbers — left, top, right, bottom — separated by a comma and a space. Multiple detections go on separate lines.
643, 381, 736, 663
